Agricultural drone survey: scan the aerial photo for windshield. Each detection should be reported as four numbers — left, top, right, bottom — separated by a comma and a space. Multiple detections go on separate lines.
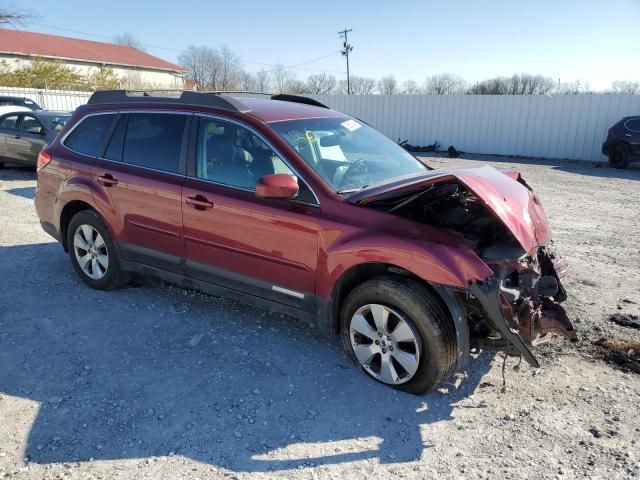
39, 113, 71, 132
269, 117, 427, 193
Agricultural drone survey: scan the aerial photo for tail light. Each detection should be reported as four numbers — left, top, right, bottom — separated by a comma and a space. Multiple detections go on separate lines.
37, 150, 52, 171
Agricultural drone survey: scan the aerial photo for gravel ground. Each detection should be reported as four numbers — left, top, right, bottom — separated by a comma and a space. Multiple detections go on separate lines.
0, 155, 639, 480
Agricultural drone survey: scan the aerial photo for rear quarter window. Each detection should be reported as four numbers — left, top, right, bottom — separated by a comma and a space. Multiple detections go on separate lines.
64, 114, 117, 157
624, 118, 640, 132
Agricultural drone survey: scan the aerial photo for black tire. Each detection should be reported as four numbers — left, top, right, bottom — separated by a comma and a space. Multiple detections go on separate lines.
66, 210, 130, 290
340, 276, 457, 394
0, 161, 4, 169
608, 144, 630, 169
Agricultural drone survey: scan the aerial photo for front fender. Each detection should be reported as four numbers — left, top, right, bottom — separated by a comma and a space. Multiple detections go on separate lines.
317, 234, 493, 299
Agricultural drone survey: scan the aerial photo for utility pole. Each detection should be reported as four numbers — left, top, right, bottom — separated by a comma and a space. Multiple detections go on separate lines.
339, 28, 353, 94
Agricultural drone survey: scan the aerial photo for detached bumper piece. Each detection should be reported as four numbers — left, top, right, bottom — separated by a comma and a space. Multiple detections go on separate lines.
470, 247, 576, 367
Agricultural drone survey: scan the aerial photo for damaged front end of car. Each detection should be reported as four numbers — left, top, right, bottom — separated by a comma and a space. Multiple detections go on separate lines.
467, 245, 576, 367
350, 165, 577, 367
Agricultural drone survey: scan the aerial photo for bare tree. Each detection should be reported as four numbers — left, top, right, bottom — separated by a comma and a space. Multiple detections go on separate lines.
555, 79, 588, 95
468, 74, 554, 95
271, 65, 295, 93
306, 73, 337, 94
284, 79, 307, 94
239, 72, 256, 91
0, 8, 34, 25
611, 80, 640, 95
217, 45, 243, 90
113, 33, 146, 51
378, 75, 398, 95
425, 74, 465, 95
178, 45, 220, 90
402, 80, 420, 94
254, 69, 270, 92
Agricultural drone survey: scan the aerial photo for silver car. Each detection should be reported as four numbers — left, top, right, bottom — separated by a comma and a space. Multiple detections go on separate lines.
0, 109, 71, 168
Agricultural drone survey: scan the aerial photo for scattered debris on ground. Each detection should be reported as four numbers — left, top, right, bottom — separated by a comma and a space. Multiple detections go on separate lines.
398, 139, 440, 152
609, 313, 640, 329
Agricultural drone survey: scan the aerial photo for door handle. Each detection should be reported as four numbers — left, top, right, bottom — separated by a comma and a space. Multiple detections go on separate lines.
96, 173, 118, 187
185, 194, 214, 210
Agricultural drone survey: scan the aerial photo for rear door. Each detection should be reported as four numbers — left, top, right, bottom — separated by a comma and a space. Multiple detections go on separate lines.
181, 115, 319, 311
89, 111, 190, 271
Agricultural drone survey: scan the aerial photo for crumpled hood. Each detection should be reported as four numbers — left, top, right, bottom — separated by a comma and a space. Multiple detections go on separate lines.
348, 165, 552, 255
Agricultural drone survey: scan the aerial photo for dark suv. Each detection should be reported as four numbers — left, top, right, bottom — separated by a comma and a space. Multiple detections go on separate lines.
35, 90, 574, 394
602, 116, 640, 169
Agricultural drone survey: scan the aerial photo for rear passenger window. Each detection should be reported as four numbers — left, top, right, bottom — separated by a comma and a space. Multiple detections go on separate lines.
122, 113, 186, 174
624, 118, 640, 132
65, 114, 116, 157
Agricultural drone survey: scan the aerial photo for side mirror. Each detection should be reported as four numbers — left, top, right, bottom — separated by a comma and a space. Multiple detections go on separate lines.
256, 173, 299, 200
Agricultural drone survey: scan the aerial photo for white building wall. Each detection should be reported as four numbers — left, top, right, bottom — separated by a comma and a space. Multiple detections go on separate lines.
0, 55, 185, 89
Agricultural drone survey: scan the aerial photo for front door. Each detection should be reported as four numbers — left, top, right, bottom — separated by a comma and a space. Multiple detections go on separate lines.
15, 113, 48, 165
89, 112, 190, 270
0, 112, 23, 164
182, 116, 319, 311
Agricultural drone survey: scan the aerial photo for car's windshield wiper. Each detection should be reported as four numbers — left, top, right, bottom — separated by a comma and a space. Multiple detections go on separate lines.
337, 185, 368, 194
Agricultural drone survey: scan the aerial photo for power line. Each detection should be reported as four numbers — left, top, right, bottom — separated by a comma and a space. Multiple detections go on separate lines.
339, 28, 353, 94
29, 22, 344, 75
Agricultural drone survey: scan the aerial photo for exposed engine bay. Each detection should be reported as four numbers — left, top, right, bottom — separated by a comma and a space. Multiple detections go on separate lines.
366, 181, 518, 252
364, 178, 577, 365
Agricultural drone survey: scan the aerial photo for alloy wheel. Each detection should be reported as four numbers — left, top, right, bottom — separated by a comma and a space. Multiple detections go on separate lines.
73, 224, 109, 280
349, 303, 421, 385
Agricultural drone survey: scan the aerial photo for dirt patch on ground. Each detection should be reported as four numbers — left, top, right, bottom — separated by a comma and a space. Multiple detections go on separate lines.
592, 338, 640, 375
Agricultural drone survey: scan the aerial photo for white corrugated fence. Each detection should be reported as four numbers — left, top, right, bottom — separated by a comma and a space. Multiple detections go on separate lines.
311, 94, 639, 162
3, 86, 638, 162
0, 86, 90, 111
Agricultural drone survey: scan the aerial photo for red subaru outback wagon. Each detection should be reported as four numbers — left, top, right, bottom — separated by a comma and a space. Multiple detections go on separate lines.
35, 90, 575, 394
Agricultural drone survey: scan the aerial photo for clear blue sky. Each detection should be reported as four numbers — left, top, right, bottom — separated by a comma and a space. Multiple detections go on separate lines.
12, 0, 640, 90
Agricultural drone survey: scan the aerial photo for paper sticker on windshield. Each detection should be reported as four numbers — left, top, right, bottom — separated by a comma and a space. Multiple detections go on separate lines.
341, 119, 362, 132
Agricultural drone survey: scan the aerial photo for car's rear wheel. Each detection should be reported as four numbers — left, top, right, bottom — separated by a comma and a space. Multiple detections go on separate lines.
67, 210, 130, 290
608, 144, 630, 169
340, 276, 457, 394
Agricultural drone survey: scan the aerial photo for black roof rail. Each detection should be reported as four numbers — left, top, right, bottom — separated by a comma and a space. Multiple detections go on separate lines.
270, 94, 329, 109
87, 90, 250, 112
87, 90, 330, 112
204, 91, 329, 108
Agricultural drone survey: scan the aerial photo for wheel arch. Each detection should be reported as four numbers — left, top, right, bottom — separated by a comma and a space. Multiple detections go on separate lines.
59, 200, 107, 252
328, 262, 469, 367
327, 262, 470, 369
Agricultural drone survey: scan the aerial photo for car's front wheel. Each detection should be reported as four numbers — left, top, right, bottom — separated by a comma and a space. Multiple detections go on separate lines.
340, 276, 457, 394
608, 144, 630, 169
67, 210, 130, 290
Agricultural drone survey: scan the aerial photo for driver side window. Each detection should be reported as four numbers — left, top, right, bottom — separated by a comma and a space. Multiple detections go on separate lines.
196, 118, 316, 203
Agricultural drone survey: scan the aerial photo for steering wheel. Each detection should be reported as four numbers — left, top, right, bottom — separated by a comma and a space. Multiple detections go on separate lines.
338, 158, 368, 190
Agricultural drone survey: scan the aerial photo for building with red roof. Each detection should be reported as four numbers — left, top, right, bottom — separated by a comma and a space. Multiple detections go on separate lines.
0, 28, 187, 89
